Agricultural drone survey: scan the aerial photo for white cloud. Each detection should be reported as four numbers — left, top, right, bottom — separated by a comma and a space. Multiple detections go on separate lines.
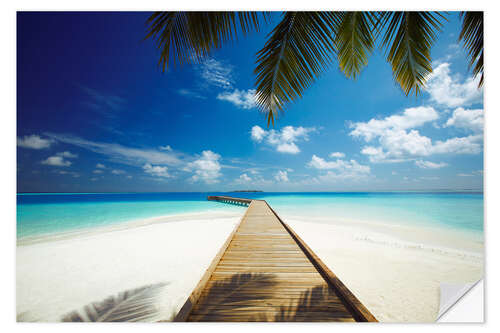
41, 156, 72, 167
251, 125, 316, 154
237, 173, 252, 183
425, 62, 482, 108
329, 152, 345, 158
46, 133, 182, 167
445, 107, 483, 133
57, 151, 78, 159
199, 58, 234, 89
143, 164, 170, 178
159, 145, 172, 151
415, 160, 448, 169
17, 135, 53, 149
431, 134, 483, 155
96, 163, 106, 169
251, 126, 266, 142
111, 169, 126, 175
351, 106, 483, 163
274, 170, 289, 182
276, 142, 300, 154
93, 170, 103, 174
217, 89, 256, 109
58, 170, 80, 178
308, 155, 371, 180
185, 150, 222, 184
349, 106, 439, 142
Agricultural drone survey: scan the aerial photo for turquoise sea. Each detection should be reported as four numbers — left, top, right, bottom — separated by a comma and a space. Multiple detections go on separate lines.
17, 192, 484, 239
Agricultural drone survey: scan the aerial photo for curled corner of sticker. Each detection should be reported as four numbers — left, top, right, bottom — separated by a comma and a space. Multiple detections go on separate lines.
437, 279, 483, 322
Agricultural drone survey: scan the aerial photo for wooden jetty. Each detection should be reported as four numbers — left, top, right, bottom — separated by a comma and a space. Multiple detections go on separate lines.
173, 196, 377, 322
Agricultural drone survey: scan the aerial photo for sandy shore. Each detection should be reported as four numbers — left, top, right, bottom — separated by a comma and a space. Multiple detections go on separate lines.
281, 213, 483, 322
16, 210, 243, 322
16, 209, 483, 322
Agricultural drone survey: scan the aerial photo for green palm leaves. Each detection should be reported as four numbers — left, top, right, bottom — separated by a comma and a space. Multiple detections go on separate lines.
145, 11, 482, 125
145, 12, 267, 70
254, 12, 340, 125
459, 12, 483, 86
379, 12, 446, 95
335, 12, 378, 79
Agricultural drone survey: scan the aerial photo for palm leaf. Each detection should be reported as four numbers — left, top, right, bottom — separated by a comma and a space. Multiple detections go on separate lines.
380, 12, 446, 95
145, 12, 268, 71
459, 12, 483, 87
61, 282, 168, 322
254, 12, 341, 126
335, 12, 380, 79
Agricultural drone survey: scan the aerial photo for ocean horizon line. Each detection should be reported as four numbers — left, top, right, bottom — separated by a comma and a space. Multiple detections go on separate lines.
17, 189, 484, 195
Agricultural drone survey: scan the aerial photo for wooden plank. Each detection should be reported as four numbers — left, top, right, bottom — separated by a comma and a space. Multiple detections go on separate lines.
171, 201, 254, 322
265, 202, 378, 322
172, 196, 377, 322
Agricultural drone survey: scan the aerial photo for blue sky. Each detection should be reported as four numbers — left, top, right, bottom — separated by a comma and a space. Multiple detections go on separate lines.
17, 12, 484, 192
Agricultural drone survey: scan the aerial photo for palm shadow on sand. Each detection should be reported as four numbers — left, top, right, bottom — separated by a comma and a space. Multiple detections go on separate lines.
61, 282, 169, 322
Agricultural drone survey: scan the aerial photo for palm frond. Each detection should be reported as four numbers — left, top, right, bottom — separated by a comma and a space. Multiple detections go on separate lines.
380, 12, 446, 95
254, 12, 341, 126
145, 12, 268, 71
459, 12, 483, 87
61, 283, 168, 322
335, 12, 379, 79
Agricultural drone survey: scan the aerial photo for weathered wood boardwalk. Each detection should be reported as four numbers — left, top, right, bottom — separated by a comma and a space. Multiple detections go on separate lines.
173, 196, 377, 322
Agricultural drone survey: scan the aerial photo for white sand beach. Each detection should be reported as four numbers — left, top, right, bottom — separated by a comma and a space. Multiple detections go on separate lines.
16, 211, 243, 322
282, 214, 484, 322
16, 209, 483, 322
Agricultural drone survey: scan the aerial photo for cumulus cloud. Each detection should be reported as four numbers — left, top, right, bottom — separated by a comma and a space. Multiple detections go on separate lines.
96, 163, 106, 169
111, 169, 126, 175
93, 169, 104, 174
251, 125, 316, 154
217, 89, 256, 109
349, 106, 439, 142
308, 155, 370, 180
41, 156, 72, 167
274, 170, 289, 182
17, 135, 53, 149
143, 164, 170, 178
41, 151, 77, 167
425, 62, 482, 108
236, 173, 252, 183
185, 150, 222, 184
329, 152, 345, 158
251, 126, 267, 142
415, 160, 448, 169
445, 107, 483, 133
350, 106, 483, 163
